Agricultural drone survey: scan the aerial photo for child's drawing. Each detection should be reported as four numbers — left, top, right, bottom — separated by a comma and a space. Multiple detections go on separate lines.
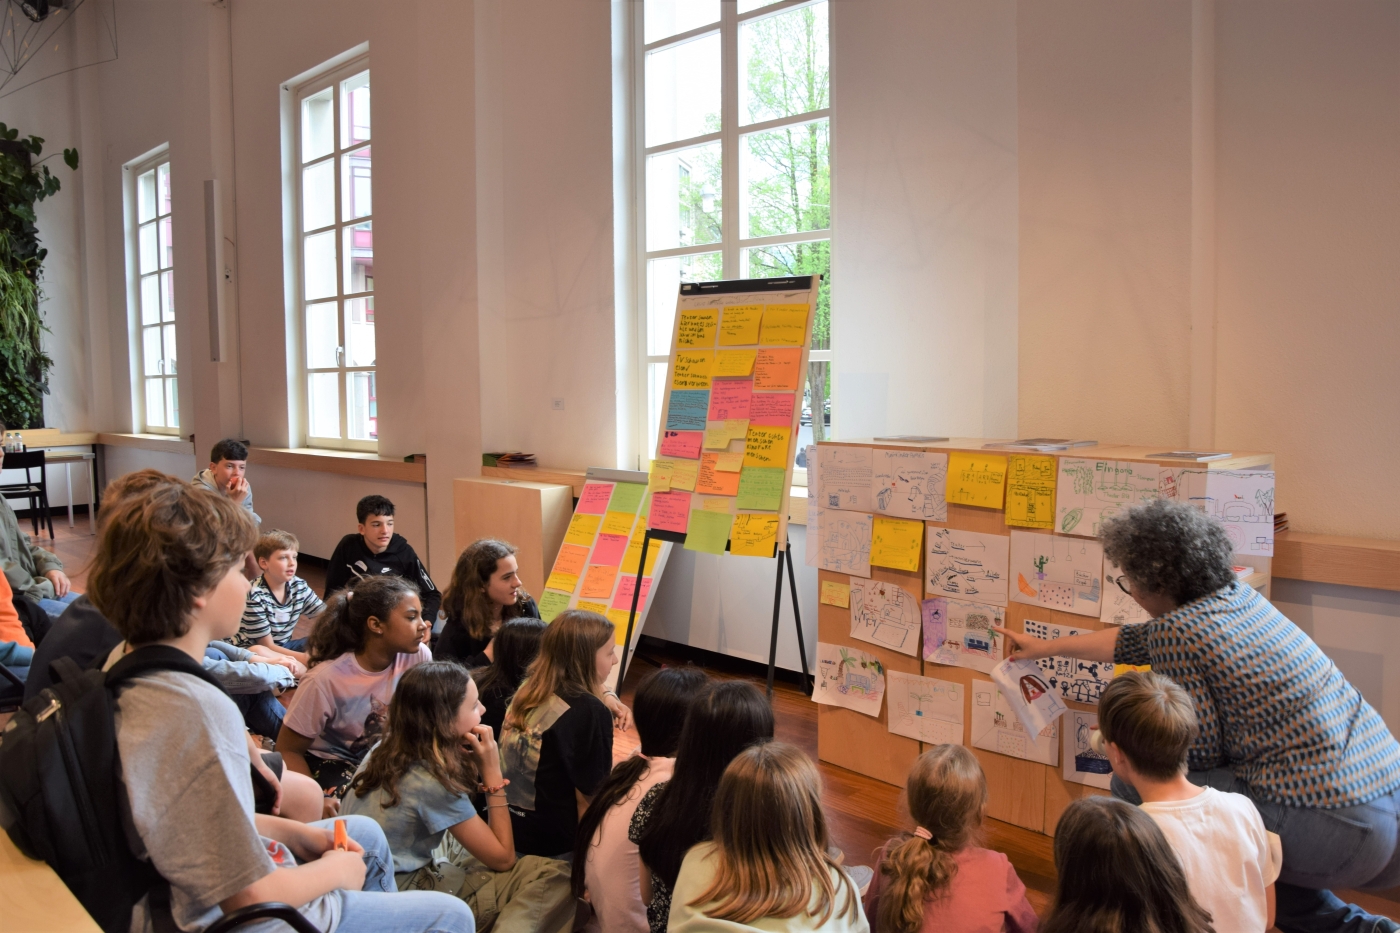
816, 446, 874, 512
816, 509, 872, 578
1180, 469, 1275, 556
1063, 709, 1113, 788
813, 641, 886, 718
923, 597, 1004, 675
925, 527, 1009, 606
1101, 560, 1151, 625
991, 657, 1068, 738
886, 671, 963, 745
1055, 459, 1162, 538
971, 678, 1059, 766
1023, 619, 1114, 704
873, 449, 948, 522
850, 577, 921, 657
1009, 531, 1103, 618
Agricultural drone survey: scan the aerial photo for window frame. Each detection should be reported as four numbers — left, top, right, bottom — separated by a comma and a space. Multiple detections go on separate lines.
632, 0, 833, 473
122, 145, 179, 436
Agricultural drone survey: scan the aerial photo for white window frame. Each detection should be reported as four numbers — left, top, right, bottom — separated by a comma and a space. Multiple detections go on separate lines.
632, 0, 833, 473
282, 48, 377, 452
122, 145, 179, 436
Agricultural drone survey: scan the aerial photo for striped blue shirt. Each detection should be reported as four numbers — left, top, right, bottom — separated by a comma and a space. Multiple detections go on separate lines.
234, 574, 324, 648
1115, 581, 1400, 809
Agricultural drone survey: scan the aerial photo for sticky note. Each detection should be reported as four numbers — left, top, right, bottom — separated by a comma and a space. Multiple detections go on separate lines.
750, 392, 795, 426
697, 453, 742, 496
820, 580, 851, 608
719, 304, 762, 345
666, 390, 710, 430
564, 513, 601, 547
660, 430, 703, 459
545, 571, 579, 593
649, 460, 673, 492
577, 482, 613, 515
753, 348, 803, 390
649, 490, 692, 533
608, 609, 634, 644
1005, 454, 1057, 529
870, 516, 923, 572
702, 497, 733, 512
608, 482, 647, 515
538, 590, 571, 622
736, 466, 785, 511
714, 349, 757, 377
685, 509, 734, 555
742, 424, 791, 468
590, 533, 629, 567
577, 600, 610, 615
714, 451, 744, 472
580, 564, 618, 599
708, 379, 753, 420
612, 575, 653, 612
669, 458, 699, 492
622, 528, 661, 575
946, 452, 1008, 509
672, 351, 714, 390
676, 308, 718, 347
601, 510, 636, 537
760, 304, 809, 345
731, 513, 780, 557
551, 543, 590, 577
704, 421, 732, 450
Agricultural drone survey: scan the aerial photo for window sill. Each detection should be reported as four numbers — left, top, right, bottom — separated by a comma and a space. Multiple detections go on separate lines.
1273, 531, 1400, 593
248, 447, 426, 483
97, 432, 194, 455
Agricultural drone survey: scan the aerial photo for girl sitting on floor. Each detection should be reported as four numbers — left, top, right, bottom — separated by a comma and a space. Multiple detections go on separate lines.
472, 616, 547, 741
435, 539, 538, 667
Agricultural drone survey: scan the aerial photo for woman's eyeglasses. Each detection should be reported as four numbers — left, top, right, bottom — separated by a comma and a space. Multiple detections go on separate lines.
1114, 576, 1132, 596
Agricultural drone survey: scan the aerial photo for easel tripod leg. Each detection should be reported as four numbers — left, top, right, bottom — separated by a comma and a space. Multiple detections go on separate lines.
765, 544, 786, 698
784, 540, 812, 695
618, 532, 651, 689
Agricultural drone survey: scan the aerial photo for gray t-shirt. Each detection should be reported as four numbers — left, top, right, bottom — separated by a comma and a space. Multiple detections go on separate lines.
343, 758, 478, 873
115, 670, 341, 933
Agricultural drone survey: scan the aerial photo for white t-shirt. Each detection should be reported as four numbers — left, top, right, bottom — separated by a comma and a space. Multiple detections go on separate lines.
1141, 787, 1282, 933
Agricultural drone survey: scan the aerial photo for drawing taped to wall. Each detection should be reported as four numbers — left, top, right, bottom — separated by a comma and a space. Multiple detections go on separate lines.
850, 577, 922, 657
923, 597, 1004, 674
971, 678, 1059, 766
1004, 454, 1058, 529
925, 527, 1010, 606
1022, 619, 1114, 704
1063, 709, 1112, 788
1009, 531, 1103, 617
1055, 459, 1164, 538
1101, 560, 1151, 625
813, 641, 886, 717
887, 671, 963, 745
991, 656, 1069, 737
1180, 469, 1276, 556
816, 446, 874, 512
816, 509, 872, 578
872, 449, 948, 522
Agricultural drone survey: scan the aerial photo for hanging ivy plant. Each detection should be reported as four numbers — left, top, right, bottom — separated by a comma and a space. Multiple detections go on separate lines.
0, 122, 78, 429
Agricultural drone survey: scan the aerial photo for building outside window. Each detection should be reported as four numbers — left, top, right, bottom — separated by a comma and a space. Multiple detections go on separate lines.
125, 151, 178, 434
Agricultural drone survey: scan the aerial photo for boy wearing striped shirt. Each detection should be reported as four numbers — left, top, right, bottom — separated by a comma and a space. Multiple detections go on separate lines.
236, 529, 323, 664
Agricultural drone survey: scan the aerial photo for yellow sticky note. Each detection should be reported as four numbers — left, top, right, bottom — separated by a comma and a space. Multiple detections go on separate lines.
704, 421, 732, 450
946, 452, 1008, 509
621, 529, 661, 576
677, 308, 718, 347
702, 497, 733, 513
608, 609, 634, 644
724, 418, 749, 441
545, 571, 579, 593
600, 510, 636, 537
719, 304, 762, 345
577, 600, 610, 615
742, 424, 791, 468
714, 450, 744, 472
730, 513, 780, 557
870, 516, 923, 572
713, 349, 757, 377
1114, 663, 1152, 676
669, 458, 699, 492
759, 304, 809, 346
649, 460, 674, 493
820, 579, 851, 608
564, 513, 601, 547
671, 351, 713, 390
1005, 454, 1057, 528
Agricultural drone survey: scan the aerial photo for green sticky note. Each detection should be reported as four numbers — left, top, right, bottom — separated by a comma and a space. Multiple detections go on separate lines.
538, 590, 572, 623
736, 466, 785, 511
608, 482, 647, 514
684, 509, 733, 555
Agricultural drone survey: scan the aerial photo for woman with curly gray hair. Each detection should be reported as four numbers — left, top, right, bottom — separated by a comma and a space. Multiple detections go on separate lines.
1000, 498, 1400, 933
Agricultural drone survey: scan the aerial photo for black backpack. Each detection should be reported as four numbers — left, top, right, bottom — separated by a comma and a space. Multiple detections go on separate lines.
0, 645, 225, 933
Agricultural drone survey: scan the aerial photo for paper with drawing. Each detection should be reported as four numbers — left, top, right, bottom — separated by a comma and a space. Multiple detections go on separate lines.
887, 671, 963, 745
1180, 469, 1275, 556
1009, 531, 1103, 617
923, 597, 1004, 674
813, 642, 885, 717
1022, 619, 1114, 704
816, 446, 874, 512
925, 527, 1009, 606
1101, 560, 1151, 625
1055, 459, 1164, 538
1064, 709, 1112, 788
971, 677, 1059, 766
872, 449, 948, 521
849, 577, 921, 656
816, 509, 872, 578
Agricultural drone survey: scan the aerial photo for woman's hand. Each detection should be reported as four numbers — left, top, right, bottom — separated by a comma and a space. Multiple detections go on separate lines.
603, 693, 633, 732
992, 626, 1052, 661
464, 724, 504, 785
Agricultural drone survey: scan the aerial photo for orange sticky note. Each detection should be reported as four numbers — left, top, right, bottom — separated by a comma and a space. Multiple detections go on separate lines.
696, 453, 742, 496
719, 305, 762, 345
551, 543, 590, 578
580, 565, 619, 600
671, 351, 714, 390
753, 347, 803, 390
759, 304, 809, 345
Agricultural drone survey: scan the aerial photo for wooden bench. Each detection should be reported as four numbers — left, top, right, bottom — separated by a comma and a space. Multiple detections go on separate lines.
0, 829, 101, 932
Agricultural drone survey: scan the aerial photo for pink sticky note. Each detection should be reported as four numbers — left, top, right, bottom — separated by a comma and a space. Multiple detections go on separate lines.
611, 576, 653, 612
750, 392, 795, 426
591, 533, 629, 567
659, 431, 703, 460
708, 379, 754, 421
649, 490, 692, 533
577, 482, 614, 515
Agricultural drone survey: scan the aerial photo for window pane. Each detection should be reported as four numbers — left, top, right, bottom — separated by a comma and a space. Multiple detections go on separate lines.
646, 252, 721, 355
157, 162, 172, 215
342, 146, 372, 220
741, 240, 830, 349
302, 88, 334, 162
306, 301, 339, 369
646, 142, 722, 251
341, 71, 371, 149
142, 327, 163, 376
345, 297, 376, 367
166, 377, 179, 428
158, 215, 173, 270
801, 359, 830, 448
740, 118, 829, 238
303, 230, 337, 300
145, 378, 165, 428
162, 324, 178, 373
308, 372, 341, 438
740, 1, 828, 124
138, 222, 158, 275
160, 270, 175, 322
302, 159, 335, 231
137, 169, 156, 224
646, 361, 668, 458
348, 371, 377, 440
644, 0, 719, 43
344, 221, 373, 294
140, 274, 161, 326
645, 33, 721, 147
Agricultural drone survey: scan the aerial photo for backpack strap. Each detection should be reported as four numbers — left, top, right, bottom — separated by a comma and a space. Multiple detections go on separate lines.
106, 645, 227, 693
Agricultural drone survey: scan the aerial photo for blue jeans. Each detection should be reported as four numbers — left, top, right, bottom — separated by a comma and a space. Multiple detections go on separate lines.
37, 591, 79, 619
231, 690, 286, 738
1113, 769, 1400, 933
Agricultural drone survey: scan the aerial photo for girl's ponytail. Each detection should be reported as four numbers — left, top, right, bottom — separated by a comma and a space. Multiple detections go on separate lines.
308, 575, 420, 666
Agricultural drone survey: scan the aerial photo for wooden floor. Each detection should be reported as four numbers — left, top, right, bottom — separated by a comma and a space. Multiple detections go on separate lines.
34, 518, 1400, 925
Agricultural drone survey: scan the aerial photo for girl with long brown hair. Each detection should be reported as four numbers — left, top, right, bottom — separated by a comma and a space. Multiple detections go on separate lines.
668, 741, 867, 931
436, 539, 538, 666
864, 745, 1036, 933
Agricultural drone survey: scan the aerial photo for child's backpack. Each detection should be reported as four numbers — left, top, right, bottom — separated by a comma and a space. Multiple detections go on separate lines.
0, 645, 225, 933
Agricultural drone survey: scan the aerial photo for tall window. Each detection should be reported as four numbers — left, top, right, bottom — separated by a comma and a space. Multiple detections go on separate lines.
294, 64, 376, 449
125, 153, 178, 434
638, 0, 831, 462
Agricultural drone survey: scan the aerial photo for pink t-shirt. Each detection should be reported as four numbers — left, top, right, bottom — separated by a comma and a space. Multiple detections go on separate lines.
583, 755, 676, 933
863, 845, 1037, 933
283, 645, 431, 762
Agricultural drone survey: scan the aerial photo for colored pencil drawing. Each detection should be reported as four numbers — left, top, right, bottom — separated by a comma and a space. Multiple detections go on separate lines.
1063, 710, 1113, 788
1180, 469, 1276, 556
872, 449, 948, 522
971, 678, 1058, 766
1023, 619, 1114, 704
887, 671, 963, 745
814, 642, 886, 717
925, 527, 1010, 606
1055, 459, 1162, 538
1009, 531, 1104, 618
923, 597, 1004, 674
850, 577, 921, 657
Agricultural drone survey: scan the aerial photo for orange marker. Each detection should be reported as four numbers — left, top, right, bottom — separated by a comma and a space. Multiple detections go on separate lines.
333, 819, 348, 851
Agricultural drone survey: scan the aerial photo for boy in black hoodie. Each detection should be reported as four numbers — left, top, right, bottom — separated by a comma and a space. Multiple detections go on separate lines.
323, 495, 441, 628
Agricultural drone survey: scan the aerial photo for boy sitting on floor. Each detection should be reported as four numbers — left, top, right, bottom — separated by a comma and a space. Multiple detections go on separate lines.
0, 445, 75, 618
324, 495, 440, 629
235, 529, 322, 663
191, 437, 260, 525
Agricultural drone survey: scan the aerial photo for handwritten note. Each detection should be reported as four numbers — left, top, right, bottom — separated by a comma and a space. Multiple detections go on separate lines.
759, 304, 809, 345
577, 600, 609, 616
576, 482, 613, 515
820, 579, 851, 607
684, 509, 733, 555
946, 452, 1007, 509
545, 571, 578, 593
611, 576, 653, 612
749, 392, 795, 426
669, 458, 699, 492
564, 513, 601, 547
696, 453, 742, 496
703, 419, 749, 450
714, 451, 744, 472
621, 527, 661, 576
649, 490, 691, 533
538, 589, 571, 622
665, 391, 709, 431
736, 466, 785, 511
713, 350, 757, 377
742, 424, 791, 468
608, 483, 647, 514
580, 564, 618, 599
552, 543, 590, 577
671, 351, 714, 390
600, 510, 635, 537
590, 534, 628, 567
648, 460, 674, 492
719, 304, 762, 345
753, 347, 803, 391
870, 516, 923, 572
659, 430, 702, 459
701, 496, 733, 512
1005, 455, 1057, 529
676, 308, 718, 347
708, 379, 753, 420
730, 513, 780, 557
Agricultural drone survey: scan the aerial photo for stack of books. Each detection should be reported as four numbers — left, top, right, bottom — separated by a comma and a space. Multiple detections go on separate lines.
1274, 512, 1289, 533
482, 451, 537, 467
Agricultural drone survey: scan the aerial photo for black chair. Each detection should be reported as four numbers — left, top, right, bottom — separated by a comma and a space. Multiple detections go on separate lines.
205, 902, 324, 933
0, 449, 54, 539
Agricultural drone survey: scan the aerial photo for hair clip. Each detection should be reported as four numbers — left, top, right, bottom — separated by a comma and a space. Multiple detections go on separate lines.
913, 826, 933, 840
346, 590, 354, 600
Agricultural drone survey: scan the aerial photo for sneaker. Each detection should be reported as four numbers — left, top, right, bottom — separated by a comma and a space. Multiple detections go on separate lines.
846, 864, 874, 897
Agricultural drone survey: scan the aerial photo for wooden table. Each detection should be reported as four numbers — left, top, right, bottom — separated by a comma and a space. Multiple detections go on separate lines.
41, 450, 97, 532
0, 830, 101, 932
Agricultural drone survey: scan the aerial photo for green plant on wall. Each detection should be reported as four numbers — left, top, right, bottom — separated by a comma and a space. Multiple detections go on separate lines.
0, 122, 78, 429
